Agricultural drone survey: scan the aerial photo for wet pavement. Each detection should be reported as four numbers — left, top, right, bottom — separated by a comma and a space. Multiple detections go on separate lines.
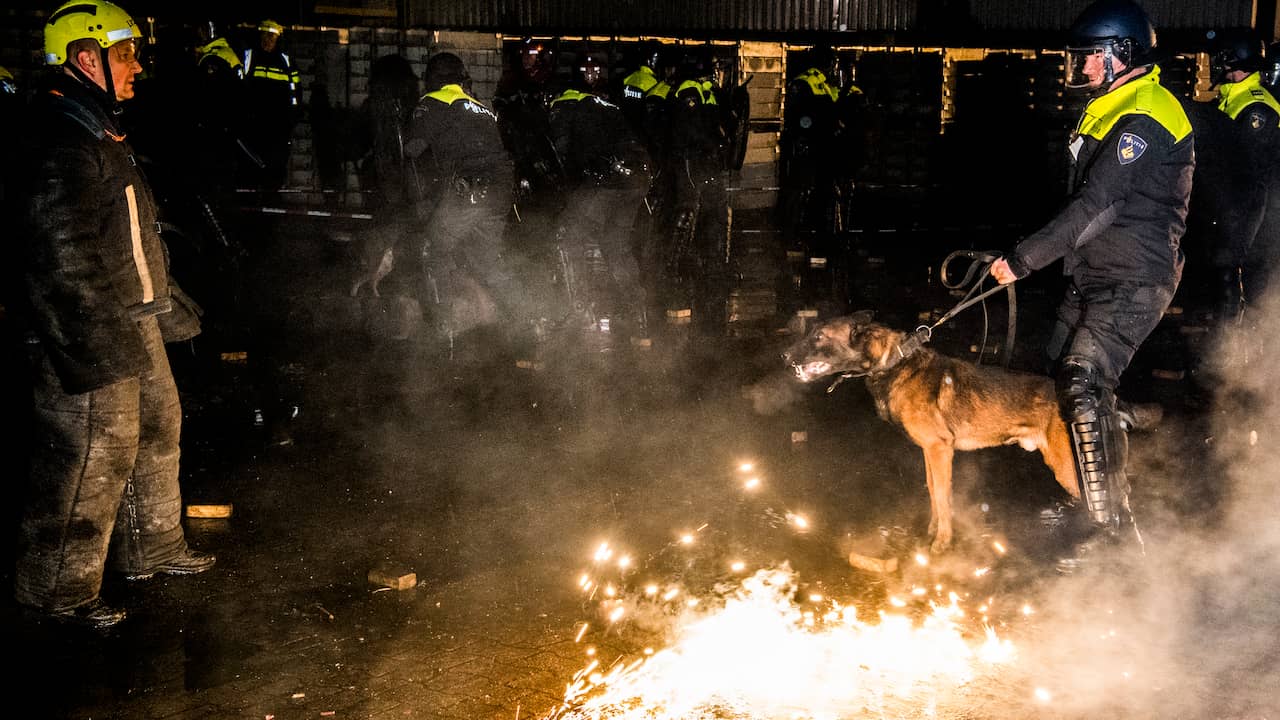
2, 205, 1276, 720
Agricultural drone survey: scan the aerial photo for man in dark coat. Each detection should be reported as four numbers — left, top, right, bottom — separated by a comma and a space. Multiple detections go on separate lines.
11, 0, 214, 630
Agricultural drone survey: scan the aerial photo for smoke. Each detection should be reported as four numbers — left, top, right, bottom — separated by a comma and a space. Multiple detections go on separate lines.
995, 286, 1280, 719
743, 368, 808, 415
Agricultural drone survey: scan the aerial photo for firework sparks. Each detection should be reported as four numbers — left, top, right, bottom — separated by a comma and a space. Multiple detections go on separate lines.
550, 459, 1024, 719
550, 566, 1017, 719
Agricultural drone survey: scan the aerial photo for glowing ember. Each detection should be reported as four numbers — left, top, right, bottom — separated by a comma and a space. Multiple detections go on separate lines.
550, 567, 1016, 719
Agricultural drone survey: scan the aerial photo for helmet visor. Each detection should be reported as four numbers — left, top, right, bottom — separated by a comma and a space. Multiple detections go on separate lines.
1064, 45, 1107, 89
110, 38, 142, 65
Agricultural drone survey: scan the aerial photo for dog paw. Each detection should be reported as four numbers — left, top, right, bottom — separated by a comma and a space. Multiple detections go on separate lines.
930, 534, 953, 554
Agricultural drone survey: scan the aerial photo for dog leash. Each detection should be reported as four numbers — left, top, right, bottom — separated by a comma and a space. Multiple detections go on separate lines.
928, 250, 1019, 368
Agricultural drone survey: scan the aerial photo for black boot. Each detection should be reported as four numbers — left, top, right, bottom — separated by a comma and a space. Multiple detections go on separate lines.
1055, 495, 1144, 575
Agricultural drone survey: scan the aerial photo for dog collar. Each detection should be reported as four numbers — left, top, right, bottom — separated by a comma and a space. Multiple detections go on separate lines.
879, 326, 933, 373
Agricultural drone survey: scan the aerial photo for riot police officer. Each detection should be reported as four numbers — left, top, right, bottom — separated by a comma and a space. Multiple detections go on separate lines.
663, 48, 731, 334
620, 40, 663, 140
405, 53, 533, 350
190, 22, 247, 200
493, 38, 561, 213
1203, 31, 1280, 342
778, 46, 840, 253
549, 54, 652, 340
990, 0, 1194, 571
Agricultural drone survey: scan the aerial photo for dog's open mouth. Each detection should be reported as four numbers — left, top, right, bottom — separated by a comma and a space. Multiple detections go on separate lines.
792, 361, 832, 383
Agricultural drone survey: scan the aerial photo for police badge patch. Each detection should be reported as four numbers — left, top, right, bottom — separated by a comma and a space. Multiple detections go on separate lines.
1248, 111, 1264, 130
1117, 132, 1147, 165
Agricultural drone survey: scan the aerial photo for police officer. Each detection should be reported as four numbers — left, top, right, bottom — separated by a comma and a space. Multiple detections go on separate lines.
196, 22, 242, 80
779, 46, 840, 250
620, 40, 663, 139
241, 19, 301, 194
189, 22, 247, 200
549, 53, 652, 339
493, 38, 561, 212
13, 0, 215, 628
664, 48, 731, 333
641, 49, 677, 154
404, 53, 533, 350
1204, 32, 1280, 340
834, 58, 869, 196
989, 0, 1194, 571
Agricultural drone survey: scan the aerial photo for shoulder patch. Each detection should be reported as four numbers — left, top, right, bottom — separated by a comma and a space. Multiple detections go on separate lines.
1116, 132, 1147, 165
1248, 111, 1265, 130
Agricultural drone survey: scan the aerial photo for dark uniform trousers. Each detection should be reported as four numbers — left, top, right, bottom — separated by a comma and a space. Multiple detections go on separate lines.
16, 316, 186, 612
423, 186, 529, 333
1047, 280, 1175, 390
558, 182, 648, 322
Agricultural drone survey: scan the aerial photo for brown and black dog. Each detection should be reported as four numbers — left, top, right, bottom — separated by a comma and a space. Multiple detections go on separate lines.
785, 311, 1079, 553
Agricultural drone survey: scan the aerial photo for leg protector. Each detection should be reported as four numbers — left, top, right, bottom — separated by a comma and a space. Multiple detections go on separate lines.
1057, 359, 1128, 531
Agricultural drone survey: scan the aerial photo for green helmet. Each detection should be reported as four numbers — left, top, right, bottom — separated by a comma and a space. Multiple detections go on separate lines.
43, 0, 139, 66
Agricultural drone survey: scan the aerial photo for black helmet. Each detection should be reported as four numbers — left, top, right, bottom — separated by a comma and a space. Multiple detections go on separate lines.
424, 52, 469, 91
1206, 30, 1266, 85
638, 39, 663, 69
519, 37, 554, 80
678, 46, 712, 79
805, 46, 836, 74
1064, 0, 1157, 91
576, 52, 605, 89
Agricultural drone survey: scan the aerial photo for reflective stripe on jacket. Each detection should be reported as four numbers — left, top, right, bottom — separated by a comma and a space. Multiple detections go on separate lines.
243, 48, 300, 105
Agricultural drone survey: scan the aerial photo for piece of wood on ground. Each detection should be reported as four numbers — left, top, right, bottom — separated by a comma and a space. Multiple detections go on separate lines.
848, 551, 899, 574
186, 504, 233, 519
368, 565, 417, 591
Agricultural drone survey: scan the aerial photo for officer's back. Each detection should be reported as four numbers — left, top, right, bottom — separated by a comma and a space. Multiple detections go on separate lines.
407, 54, 512, 196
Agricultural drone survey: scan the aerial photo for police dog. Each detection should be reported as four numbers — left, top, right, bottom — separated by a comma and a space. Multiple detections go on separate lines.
785, 311, 1079, 553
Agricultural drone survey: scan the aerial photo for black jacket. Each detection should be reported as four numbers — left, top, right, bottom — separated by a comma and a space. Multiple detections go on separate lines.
548, 89, 648, 187
1009, 68, 1194, 290
1182, 99, 1259, 267
405, 84, 513, 197
16, 73, 195, 394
